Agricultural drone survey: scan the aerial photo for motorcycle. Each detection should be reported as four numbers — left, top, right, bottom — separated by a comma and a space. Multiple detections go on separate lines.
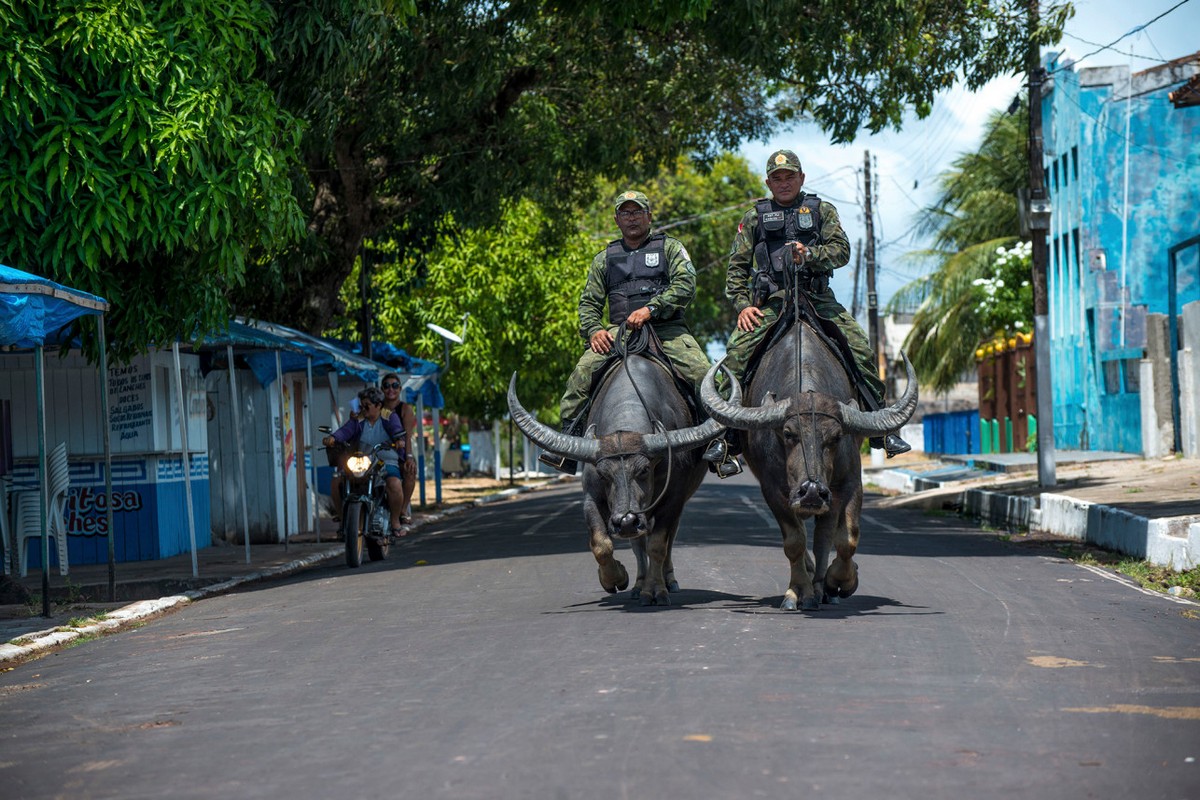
320, 426, 392, 568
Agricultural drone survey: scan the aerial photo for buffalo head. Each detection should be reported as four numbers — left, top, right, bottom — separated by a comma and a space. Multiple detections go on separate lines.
700, 356, 918, 517
508, 373, 738, 538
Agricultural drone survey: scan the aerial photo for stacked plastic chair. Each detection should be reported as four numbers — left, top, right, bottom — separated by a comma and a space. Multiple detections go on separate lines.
16, 441, 70, 577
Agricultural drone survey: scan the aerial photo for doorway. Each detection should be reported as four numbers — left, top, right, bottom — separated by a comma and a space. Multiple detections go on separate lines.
1168, 234, 1200, 453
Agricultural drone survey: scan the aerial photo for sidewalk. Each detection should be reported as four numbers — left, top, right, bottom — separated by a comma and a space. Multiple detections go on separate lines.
867, 450, 1200, 571
0, 476, 570, 664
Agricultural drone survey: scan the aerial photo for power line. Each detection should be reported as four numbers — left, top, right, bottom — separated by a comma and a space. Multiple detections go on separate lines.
1049, 0, 1194, 73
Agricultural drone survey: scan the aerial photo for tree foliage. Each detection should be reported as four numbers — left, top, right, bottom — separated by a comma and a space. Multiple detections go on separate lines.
346, 199, 596, 421
242, 0, 1069, 335
889, 101, 1034, 392
343, 154, 762, 420
0, 0, 306, 358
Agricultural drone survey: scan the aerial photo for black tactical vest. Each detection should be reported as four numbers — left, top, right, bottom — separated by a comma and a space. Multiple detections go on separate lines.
748, 195, 825, 302
605, 234, 680, 325
752, 194, 822, 275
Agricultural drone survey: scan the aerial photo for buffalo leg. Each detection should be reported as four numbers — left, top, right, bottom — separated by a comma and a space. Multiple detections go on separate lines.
637, 530, 671, 606
585, 498, 628, 593
630, 536, 648, 598
662, 520, 680, 593
763, 489, 817, 610
823, 493, 862, 599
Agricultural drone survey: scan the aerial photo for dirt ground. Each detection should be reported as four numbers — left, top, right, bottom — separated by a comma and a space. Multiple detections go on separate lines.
413, 474, 559, 510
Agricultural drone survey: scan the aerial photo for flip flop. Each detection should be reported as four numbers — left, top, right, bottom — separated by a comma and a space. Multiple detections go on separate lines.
389, 526, 406, 538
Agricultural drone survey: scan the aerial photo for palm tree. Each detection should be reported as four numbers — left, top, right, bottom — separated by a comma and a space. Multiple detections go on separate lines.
889, 100, 1032, 393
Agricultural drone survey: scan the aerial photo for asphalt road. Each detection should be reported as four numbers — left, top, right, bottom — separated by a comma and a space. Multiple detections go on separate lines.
1, 472, 1198, 799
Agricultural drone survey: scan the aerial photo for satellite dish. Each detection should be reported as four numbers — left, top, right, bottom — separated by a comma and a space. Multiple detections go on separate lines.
426, 322, 463, 344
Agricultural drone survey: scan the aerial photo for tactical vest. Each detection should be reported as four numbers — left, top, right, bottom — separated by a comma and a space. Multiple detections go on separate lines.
605, 234, 680, 325
751, 195, 825, 301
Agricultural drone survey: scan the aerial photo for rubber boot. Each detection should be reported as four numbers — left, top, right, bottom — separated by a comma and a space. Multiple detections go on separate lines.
703, 431, 743, 478
857, 381, 912, 459
537, 417, 581, 475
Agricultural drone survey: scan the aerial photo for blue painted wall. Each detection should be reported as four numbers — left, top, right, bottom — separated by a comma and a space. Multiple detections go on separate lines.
1042, 54, 1200, 452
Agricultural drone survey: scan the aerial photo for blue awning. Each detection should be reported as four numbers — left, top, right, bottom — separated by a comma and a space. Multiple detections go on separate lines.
0, 265, 109, 348
236, 318, 387, 385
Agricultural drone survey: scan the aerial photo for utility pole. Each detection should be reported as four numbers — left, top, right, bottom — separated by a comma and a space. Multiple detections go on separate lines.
851, 238, 863, 318
863, 151, 881, 375
1027, 0, 1056, 487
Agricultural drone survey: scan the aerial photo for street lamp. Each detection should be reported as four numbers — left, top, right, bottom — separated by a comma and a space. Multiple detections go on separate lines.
423, 314, 468, 504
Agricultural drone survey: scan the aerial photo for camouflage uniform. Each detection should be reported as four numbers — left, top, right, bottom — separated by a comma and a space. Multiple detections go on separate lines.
722, 198, 886, 404
560, 235, 711, 422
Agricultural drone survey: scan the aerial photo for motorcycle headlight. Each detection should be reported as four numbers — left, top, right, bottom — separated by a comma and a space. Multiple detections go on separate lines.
345, 454, 372, 478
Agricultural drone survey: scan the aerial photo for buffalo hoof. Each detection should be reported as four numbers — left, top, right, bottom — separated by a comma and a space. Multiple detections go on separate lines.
780, 595, 797, 611
639, 591, 671, 607
801, 594, 820, 611
667, 579, 680, 592
598, 564, 629, 594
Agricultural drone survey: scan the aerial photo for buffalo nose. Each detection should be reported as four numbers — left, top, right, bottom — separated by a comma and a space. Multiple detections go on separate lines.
796, 479, 831, 509
611, 512, 639, 536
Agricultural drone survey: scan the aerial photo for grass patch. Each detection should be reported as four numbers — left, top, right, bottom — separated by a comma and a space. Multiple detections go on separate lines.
1055, 543, 1200, 597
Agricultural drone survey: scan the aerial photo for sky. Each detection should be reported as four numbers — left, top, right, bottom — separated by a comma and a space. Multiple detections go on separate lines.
736, 0, 1199, 322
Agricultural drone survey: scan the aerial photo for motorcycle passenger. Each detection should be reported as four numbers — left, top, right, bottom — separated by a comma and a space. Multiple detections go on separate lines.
323, 386, 408, 538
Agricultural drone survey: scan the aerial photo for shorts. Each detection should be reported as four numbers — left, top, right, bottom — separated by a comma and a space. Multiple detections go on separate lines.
383, 463, 403, 481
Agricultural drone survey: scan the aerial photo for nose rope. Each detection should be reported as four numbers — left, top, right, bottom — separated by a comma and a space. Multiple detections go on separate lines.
797, 391, 817, 483
609, 322, 672, 518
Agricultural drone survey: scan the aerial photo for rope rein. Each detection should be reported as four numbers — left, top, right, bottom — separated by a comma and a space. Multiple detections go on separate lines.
605, 321, 673, 516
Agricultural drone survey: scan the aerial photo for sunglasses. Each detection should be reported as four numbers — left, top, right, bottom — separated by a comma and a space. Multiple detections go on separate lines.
383, 382, 401, 389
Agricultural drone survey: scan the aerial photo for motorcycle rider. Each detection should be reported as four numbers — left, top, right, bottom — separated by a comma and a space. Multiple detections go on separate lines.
323, 386, 408, 538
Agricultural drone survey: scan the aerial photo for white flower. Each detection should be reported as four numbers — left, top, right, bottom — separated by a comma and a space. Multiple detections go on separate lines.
1014, 321, 1025, 329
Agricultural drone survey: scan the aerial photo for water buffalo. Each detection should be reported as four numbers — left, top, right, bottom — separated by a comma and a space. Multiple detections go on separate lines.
508, 356, 735, 605
700, 320, 917, 610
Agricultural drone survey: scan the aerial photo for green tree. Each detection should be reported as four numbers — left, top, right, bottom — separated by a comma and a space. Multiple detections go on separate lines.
0, 0, 305, 358
354, 198, 598, 421
244, 0, 1070, 335
888, 102, 1033, 392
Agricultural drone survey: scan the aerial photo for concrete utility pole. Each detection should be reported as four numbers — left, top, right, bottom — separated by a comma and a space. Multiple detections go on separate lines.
863, 151, 881, 374
851, 238, 863, 318
1027, 0, 1056, 487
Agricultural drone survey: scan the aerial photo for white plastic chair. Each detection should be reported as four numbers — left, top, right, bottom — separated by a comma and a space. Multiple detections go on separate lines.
15, 442, 70, 577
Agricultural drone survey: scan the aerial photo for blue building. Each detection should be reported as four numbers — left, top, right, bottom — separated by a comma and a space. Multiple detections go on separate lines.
1042, 51, 1200, 454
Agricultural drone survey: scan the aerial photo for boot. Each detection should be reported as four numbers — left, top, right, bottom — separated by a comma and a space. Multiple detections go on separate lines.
857, 379, 911, 459
868, 433, 912, 458
537, 416, 581, 475
538, 452, 578, 475
703, 431, 743, 478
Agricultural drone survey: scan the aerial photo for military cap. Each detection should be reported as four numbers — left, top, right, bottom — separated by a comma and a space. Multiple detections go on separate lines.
613, 190, 651, 211
766, 149, 802, 175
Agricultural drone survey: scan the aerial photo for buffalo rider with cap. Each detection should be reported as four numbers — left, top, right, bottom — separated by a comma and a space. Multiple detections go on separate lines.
540, 190, 715, 475
703, 149, 911, 471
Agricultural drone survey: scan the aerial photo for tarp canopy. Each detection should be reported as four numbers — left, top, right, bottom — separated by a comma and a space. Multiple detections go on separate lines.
0, 265, 108, 347
0, 264, 114, 611
238, 318, 386, 386
199, 320, 336, 387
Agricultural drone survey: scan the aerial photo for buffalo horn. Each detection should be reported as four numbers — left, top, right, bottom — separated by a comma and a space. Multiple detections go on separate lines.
837, 353, 920, 436
699, 359, 792, 430
507, 373, 601, 464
